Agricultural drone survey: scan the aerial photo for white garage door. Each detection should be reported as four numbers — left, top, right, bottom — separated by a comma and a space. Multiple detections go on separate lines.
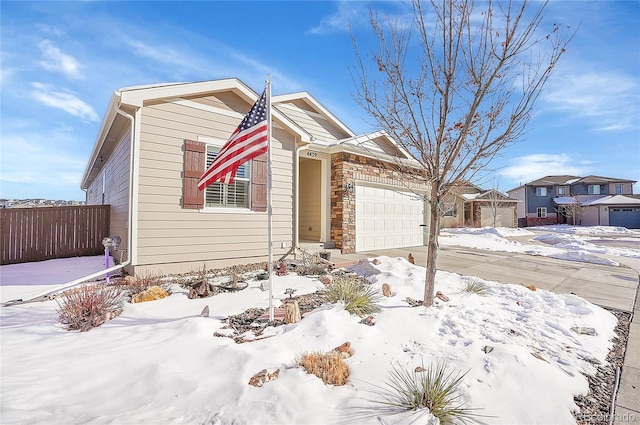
480, 207, 514, 227
355, 185, 426, 251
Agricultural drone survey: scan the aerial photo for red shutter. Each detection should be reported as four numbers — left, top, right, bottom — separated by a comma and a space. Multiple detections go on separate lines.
251, 152, 268, 212
183, 140, 205, 209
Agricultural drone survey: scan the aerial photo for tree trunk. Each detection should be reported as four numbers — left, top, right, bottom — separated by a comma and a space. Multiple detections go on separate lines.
284, 301, 301, 324
423, 186, 441, 307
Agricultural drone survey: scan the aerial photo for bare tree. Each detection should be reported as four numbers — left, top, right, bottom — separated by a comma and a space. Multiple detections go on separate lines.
484, 180, 514, 227
556, 195, 588, 225
351, 0, 573, 306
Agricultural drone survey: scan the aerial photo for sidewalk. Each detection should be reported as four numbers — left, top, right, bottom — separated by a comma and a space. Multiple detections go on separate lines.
329, 245, 640, 421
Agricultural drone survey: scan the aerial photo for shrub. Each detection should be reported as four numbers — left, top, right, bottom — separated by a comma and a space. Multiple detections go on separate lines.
380, 361, 476, 424
117, 272, 172, 296
324, 274, 381, 317
275, 260, 289, 276
57, 284, 124, 331
462, 277, 488, 296
295, 248, 329, 276
296, 351, 350, 386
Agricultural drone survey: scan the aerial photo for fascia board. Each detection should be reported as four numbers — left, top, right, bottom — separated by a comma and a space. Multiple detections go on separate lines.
119, 78, 252, 107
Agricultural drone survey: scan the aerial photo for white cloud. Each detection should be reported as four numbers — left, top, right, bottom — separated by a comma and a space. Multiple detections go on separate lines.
541, 66, 640, 132
38, 40, 83, 78
307, 2, 372, 35
499, 153, 595, 185
30, 82, 99, 122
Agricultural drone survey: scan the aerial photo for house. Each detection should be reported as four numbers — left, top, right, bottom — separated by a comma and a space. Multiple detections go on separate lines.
440, 183, 519, 228
81, 79, 431, 276
507, 175, 639, 228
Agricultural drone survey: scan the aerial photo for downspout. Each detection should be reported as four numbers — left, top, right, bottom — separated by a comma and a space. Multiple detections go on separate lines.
16, 102, 137, 301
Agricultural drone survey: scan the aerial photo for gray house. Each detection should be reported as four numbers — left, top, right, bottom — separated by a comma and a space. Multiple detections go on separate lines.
507, 175, 639, 228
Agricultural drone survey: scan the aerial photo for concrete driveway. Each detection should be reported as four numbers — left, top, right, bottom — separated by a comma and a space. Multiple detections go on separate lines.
332, 244, 639, 313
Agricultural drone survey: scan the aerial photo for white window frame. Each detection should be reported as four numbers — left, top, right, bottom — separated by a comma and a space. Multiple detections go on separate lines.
615, 184, 623, 195
536, 187, 548, 197
588, 184, 601, 195
203, 144, 251, 210
443, 203, 457, 217
537, 207, 547, 218
557, 186, 566, 195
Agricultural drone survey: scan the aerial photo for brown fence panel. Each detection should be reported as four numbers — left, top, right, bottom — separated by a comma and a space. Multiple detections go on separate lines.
0, 205, 110, 265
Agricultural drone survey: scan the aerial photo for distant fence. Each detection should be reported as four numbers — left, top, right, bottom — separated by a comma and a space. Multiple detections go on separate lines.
0, 205, 110, 265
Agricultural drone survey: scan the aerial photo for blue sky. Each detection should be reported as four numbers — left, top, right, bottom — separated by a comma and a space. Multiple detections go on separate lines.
1, 1, 639, 201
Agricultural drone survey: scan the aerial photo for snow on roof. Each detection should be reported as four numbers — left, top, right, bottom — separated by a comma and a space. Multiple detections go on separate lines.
584, 195, 640, 205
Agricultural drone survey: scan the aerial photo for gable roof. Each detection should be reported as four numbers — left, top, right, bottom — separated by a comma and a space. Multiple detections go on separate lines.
526, 175, 581, 186
526, 174, 636, 187
272, 92, 355, 143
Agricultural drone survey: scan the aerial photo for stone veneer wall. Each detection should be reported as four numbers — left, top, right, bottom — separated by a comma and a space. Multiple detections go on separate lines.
330, 152, 430, 254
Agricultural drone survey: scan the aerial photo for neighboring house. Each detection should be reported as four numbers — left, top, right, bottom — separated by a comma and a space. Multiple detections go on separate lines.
440, 183, 519, 228
507, 175, 639, 228
81, 79, 431, 276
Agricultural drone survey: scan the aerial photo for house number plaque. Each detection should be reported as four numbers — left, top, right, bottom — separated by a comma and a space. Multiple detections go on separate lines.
306, 151, 318, 158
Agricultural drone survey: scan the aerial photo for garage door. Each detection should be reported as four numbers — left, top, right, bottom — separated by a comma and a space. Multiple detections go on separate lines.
355, 185, 426, 251
480, 207, 514, 227
609, 208, 640, 229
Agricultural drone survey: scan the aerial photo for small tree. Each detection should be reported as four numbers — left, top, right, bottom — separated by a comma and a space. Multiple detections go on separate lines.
352, 0, 573, 306
484, 180, 514, 227
556, 195, 587, 225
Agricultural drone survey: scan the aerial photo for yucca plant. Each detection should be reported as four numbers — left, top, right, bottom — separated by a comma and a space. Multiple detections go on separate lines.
380, 361, 476, 424
324, 274, 381, 317
462, 277, 488, 296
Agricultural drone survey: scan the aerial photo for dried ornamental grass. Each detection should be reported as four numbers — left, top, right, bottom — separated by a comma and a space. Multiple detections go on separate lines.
296, 351, 350, 386
56, 284, 124, 331
380, 361, 477, 424
324, 274, 381, 317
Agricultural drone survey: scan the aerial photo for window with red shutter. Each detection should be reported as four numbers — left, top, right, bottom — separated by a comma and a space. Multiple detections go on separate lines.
182, 140, 205, 209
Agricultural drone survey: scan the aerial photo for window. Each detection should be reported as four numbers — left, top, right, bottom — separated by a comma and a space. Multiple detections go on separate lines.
616, 184, 623, 195
443, 203, 457, 217
536, 187, 547, 197
557, 187, 566, 195
182, 139, 266, 211
204, 145, 250, 208
537, 207, 547, 218
588, 184, 601, 195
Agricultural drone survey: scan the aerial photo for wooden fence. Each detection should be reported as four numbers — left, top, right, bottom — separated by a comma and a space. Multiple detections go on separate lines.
1, 205, 110, 265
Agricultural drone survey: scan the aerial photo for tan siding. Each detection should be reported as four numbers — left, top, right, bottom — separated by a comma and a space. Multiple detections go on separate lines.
135, 98, 294, 274
275, 102, 349, 142
85, 131, 131, 259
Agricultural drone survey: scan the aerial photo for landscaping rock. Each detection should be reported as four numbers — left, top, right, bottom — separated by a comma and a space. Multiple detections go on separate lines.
360, 315, 375, 326
332, 341, 354, 358
436, 291, 449, 302
319, 274, 333, 285
131, 286, 169, 303
372, 258, 381, 265
248, 369, 280, 387
382, 283, 393, 297
408, 253, 415, 264
200, 305, 209, 318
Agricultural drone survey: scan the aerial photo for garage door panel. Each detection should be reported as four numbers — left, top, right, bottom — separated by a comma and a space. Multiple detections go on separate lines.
355, 184, 425, 251
609, 208, 640, 229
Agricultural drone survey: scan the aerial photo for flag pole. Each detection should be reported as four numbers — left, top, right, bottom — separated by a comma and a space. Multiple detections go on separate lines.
266, 77, 274, 322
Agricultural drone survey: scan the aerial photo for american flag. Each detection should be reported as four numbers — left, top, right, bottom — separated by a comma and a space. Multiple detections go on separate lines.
198, 90, 268, 189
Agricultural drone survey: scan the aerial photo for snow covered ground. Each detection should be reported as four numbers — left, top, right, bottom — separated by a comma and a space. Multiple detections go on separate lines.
0, 225, 637, 424
440, 225, 640, 266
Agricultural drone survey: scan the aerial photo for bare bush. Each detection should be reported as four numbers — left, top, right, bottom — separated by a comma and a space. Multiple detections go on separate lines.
57, 284, 124, 331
